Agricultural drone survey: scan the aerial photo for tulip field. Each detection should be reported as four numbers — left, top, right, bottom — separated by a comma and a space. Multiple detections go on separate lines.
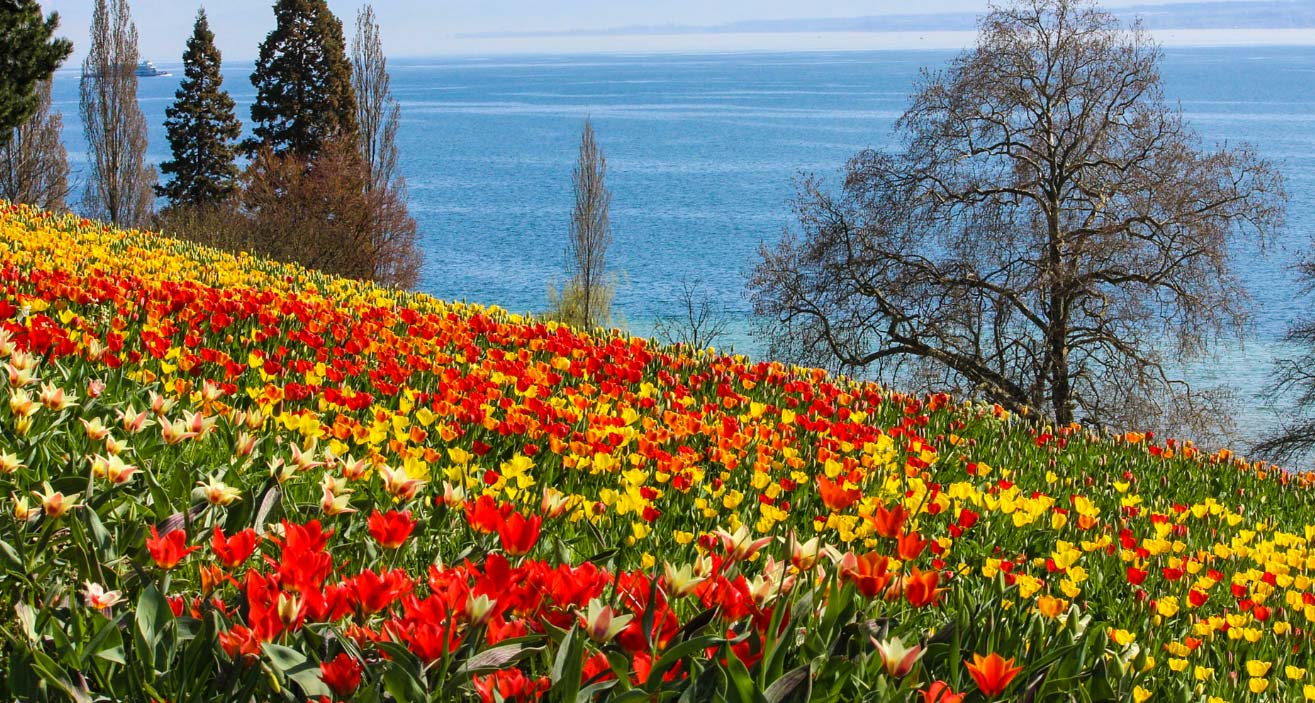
5, 202, 1315, 702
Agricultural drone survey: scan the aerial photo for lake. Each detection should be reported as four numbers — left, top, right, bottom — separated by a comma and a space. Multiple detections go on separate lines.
47, 46, 1315, 449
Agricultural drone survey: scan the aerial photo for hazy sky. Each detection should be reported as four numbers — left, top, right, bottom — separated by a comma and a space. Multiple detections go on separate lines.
43, 0, 1241, 64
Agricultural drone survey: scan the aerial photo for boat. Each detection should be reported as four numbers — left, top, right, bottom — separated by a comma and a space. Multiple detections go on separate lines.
134, 60, 171, 77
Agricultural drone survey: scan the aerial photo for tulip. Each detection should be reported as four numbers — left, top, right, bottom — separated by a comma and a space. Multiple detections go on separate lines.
32, 482, 79, 519
817, 474, 861, 512
368, 509, 416, 549
581, 598, 633, 643
81, 417, 112, 440
465, 593, 497, 626
38, 381, 76, 410
868, 503, 908, 539
965, 652, 1023, 698
82, 581, 125, 611
497, 512, 541, 556
904, 566, 943, 608
198, 475, 241, 506
840, 551, 893, 598
117, 405, 152, 433
713, 524, 773, 563
873, 635, 925, 678
920, 681, 966, 703
896, 530, 929, 561
319, 653, 362, 697
212, 527, 260, 568
662, 561, 706, 598
0, 451, 22, 474
379, 463, 426, 501
146, 526, 200, 570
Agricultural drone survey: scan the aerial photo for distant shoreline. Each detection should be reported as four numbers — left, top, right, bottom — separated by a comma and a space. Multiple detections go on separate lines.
49, 29, 1315, 68
426, 29, 1315, 56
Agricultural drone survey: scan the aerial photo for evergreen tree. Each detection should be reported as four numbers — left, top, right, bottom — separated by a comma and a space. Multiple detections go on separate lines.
80, 0, 155, 228
158, 9, 241, 208
0, 0, 72, 145
247, 0, 357, 158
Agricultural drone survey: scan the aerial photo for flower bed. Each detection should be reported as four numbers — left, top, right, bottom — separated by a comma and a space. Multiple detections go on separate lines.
1, 202, 1314, 701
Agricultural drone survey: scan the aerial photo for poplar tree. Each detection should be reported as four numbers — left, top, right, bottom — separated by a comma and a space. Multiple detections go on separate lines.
351, 4, 419, 288
158, 9, 241, 208
248, 0, 357, 158
0, 0, 72, 143
0, 78, 68, 210
80, 0, 155, 228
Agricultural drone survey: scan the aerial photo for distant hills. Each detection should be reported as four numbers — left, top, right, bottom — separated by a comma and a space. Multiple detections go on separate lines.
459, 0, 1315, 38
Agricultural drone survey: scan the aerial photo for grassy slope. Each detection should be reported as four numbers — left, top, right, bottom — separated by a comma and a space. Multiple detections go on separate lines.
2, 202, 1315, 701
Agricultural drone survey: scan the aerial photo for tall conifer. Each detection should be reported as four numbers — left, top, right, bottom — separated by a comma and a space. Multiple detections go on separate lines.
158, 9, 241, 208
247, 0, 356, 158
0, 1, 72, 144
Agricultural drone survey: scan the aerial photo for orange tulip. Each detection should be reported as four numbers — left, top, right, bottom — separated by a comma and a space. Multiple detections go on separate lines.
903, 566, 943, 608
965, 652, 1023, 698
896, 530, 929, 561
868, 503, 907, 539
817, 475, 861, 512
840, 550, 893, 598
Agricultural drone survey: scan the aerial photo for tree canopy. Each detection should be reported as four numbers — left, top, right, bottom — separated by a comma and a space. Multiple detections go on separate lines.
248, 0, 357, 158
158, 9, 242, 208
0, 0, 72, 145
749, 0, 1286, 436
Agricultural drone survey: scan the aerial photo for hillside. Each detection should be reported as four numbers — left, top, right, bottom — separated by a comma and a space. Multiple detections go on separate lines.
1, 202, 1314, 701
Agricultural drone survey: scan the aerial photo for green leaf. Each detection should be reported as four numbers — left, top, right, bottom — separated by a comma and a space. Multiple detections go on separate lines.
459, 642, 545, 675
382, 660, 427, 703
724, 652, 762, 703
87, 614, 127, 665
764, 665, 811, 703
550, 623, 585, 703
263, 643, 332, 698
134, 585, 173, 671
0, 537, 23, 571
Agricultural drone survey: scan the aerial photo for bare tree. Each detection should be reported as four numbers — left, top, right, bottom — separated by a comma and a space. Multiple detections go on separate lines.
352, 4, 399, 193
0, 79, 68, 210
654, 278, 731, 351
351, 3, 420, 288
749, 0, 1285, 437
1255, 260, 1315, 464
80, 0, 155, 228
556, 119, 613, 329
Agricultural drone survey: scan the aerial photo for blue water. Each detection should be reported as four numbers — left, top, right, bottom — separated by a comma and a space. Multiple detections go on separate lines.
45, 46, 1315, 444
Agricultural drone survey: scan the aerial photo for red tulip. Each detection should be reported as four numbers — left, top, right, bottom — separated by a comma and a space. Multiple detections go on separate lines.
212, 526, 259, 568
319, 652, 362, 697
147, 526, 199, 570
921, 680, 966, 703
497, 512, 541, 557
368, 509, 416, 549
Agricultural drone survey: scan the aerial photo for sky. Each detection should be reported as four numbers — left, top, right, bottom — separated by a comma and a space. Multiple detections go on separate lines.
43, 0, 1274, 64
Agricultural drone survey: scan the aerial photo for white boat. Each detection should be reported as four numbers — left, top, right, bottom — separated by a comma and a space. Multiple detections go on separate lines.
134, 60, 171, 77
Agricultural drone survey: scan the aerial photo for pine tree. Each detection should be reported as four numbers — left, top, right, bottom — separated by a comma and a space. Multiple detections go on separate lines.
80, 0, 155, 228
0, 78, 69, 210
158, 9, 241, 208
0, 1, 72, 145
248, 0, 357, 158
